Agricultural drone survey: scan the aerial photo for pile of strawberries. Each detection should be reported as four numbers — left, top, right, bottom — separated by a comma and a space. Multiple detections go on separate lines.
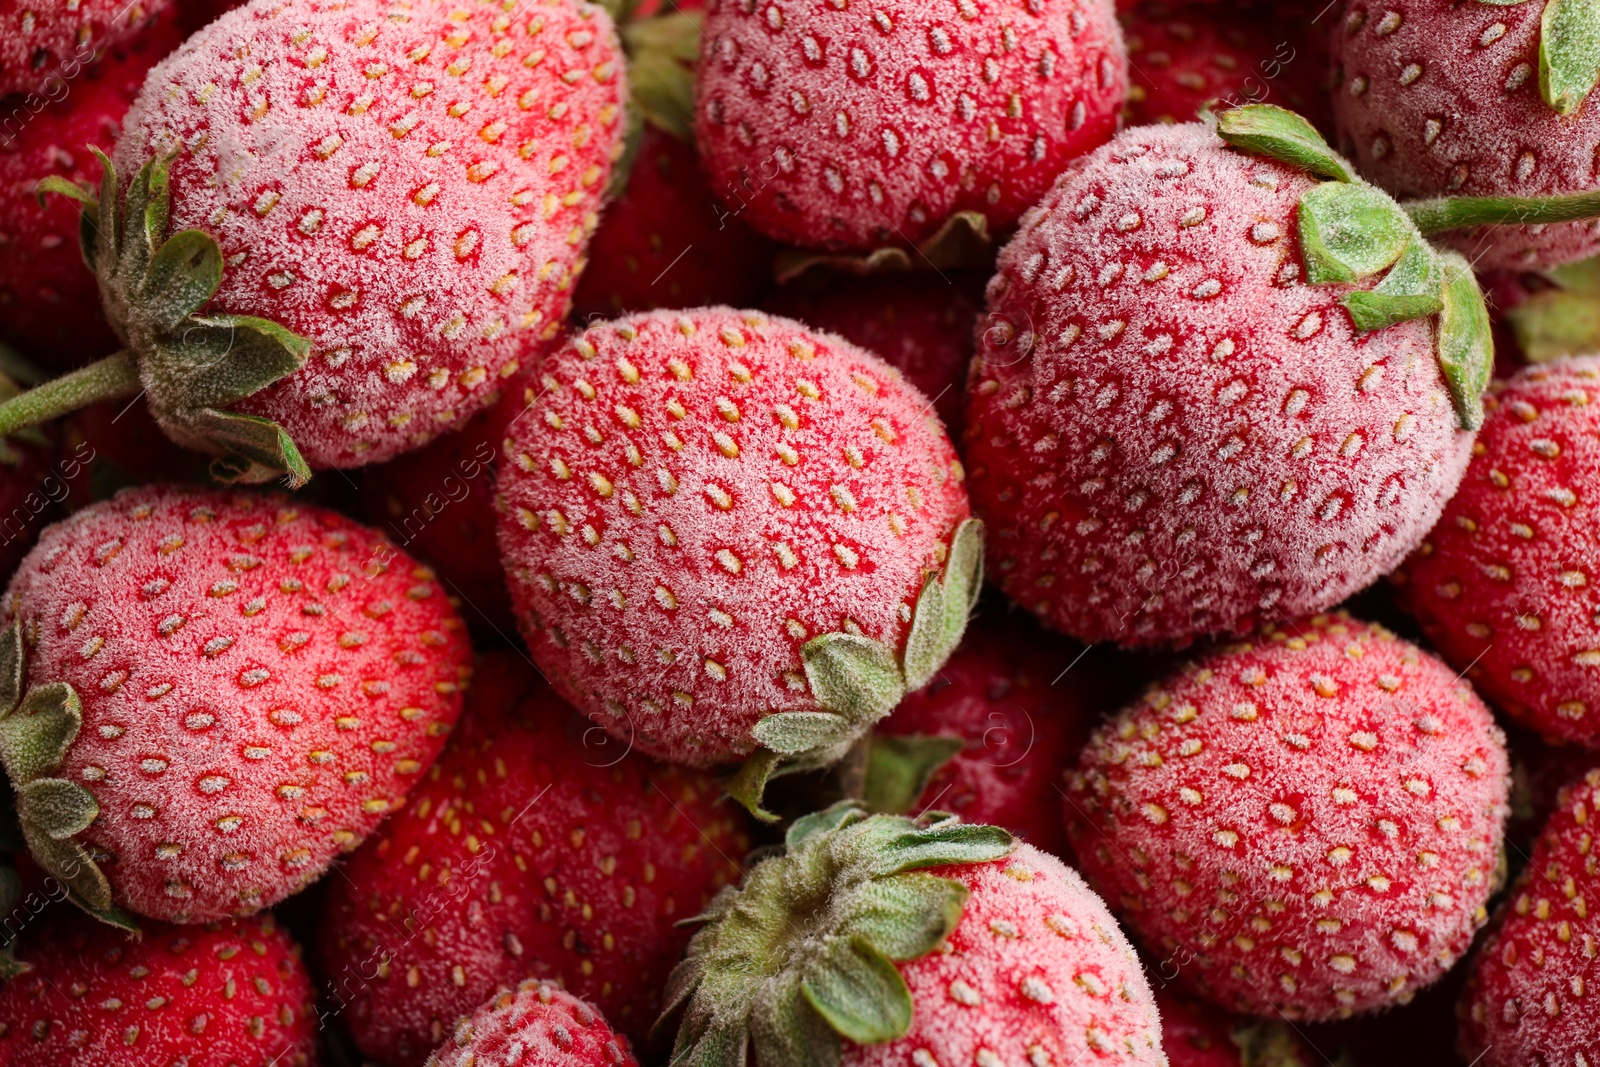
0, 0, 1597, 1064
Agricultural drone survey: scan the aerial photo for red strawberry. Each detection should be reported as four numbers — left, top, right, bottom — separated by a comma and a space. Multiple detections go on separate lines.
866, 611, 1091, 855
0, 9, 184, 371
425, 981, 639, 1067
1504, 722, 1596, 851
965, 112, 1490, 647
1154, 987, 1317, 1067
572, 125, 777, 319
0, 906, 317, 1066
1063, 613, 1511, 1019
1458, 764, 1600, 1066
317, 649, 750, 1064
1393, 357, 1600, 748
765, 270, 984, 435
1120, 2, 1333, 133
663, 806, 1165, 1067
693, 0, 1128, 252
496, 308, 976, 802
1330, 0, 1600, 271
0, 0, 627, 485
0, 484, 472, 925
0, 0, 172, 98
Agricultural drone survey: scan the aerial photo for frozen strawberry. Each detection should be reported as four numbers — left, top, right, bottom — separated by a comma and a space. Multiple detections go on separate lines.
1155, 987, 1317, 1067
0, 906, 317, 1066
573, 125, 777, 319
425, 981, 639, 1067
496, 308, 976, 802
0, 484, 471, 924
765, 270, 983, 435
1394, 357, 1600, 748
0, 0, 627, 485
1331, 0, 1600, 271
1458, 765, 1600, 1066
317, 650, 749, 1064
1064, 613, 1511, 1019
866, 611, 1090, 855
663, 805, 1165, 1067
0, 9, 184, 371
966, 110, 1493, 647
0, 0, 172, 98
694, 0, 1128, 252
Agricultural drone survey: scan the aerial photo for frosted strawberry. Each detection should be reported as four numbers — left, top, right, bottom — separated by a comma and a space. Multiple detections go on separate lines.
693, 0, 1128, 253
1458, 765, 1600, 1066
1064, 613, 1511, 1019
0, 0, 172, 97
0, 10, 184, 371
318, 650, 749, 1063
1155, 988, 1316, 1067
662, 804, 1164, 1067
0, 906, 317, 1066
496, 309, 977, 806
1393, 357, 1600, 748
1331, 0, 1600, 271
0, 0, 627, 485
0, 484, 471, 925
967, 108, 1498, 647
426, 981, 639, 1067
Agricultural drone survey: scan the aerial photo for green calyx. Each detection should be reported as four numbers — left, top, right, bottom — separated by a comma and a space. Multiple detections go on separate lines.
861, 735, 963, 816
1504, 254, 1600, 361
728, 519, 983, 821
1471, 0, 1600, 113
658, 803, 1014, 1067
2, 150, 313, 487
1216, 106, 1494, 429
0, 623, 135, 932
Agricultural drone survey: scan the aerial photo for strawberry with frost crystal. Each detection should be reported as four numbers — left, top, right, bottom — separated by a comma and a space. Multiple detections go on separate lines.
318, 650, 750, 1064
1331, 0, 1600, 271
1064, 613, 1511, 1019
1457, 764, 1600, 1067
1394, 357, 1600, 748
426, 981, 639, 1067
0, 0, 172, 97
693, 0, 1128, 253
0, 484, 471, 925
496, 308, 977, 811
661, 803, 1165, 1067
0, 0, 627, 485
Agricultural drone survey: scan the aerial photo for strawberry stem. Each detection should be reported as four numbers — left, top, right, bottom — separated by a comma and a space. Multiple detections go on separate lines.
1405, 189, 1600, 236
0, 352, 140, 439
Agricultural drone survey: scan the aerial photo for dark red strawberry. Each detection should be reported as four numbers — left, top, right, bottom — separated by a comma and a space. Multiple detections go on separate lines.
1155, 987, 1318, 1066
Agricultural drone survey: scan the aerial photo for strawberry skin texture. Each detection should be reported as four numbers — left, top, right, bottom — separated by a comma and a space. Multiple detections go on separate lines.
496, 308, 970, 765
1394, 359, 1600, 748
425, 981, 639, 1067
114, 0, 627, 469
572, 126, 777, 319
317, 650, 751, 1064
0, 11, 184, 371
0, 0, 173, 97
1064, 614, 1511, 1019
877, 613, 1089, 854
1458, 766, 1600, 1066
1331, 0, 1600, 271
0, 907, 318, 1066
0, 484, 472, 923
693, 0, 1128, 252
965, 122, 1473, 648
843, 844, 1164, 1067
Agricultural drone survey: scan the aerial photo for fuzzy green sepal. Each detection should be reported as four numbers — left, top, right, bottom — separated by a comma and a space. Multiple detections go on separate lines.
658, 803, 1013, 1067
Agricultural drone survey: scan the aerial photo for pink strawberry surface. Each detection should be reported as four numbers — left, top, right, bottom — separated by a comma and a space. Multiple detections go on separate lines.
965, 121, 1475, 647
318, 650, 748, 1063
1394, 358, 1600, 748
496, 308, 971, 766
693, 0, 1128, 252
1064, 614, 1511, 1019
112, 0, 626, 468
1330, 0, 1600, 271
0, 907, 318, 1066
0, 9, 184, 370
1, 484, 471, 922
1458, 765, 1600, 1066
425, 981, 639, 1067
0, 0, 172, 98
